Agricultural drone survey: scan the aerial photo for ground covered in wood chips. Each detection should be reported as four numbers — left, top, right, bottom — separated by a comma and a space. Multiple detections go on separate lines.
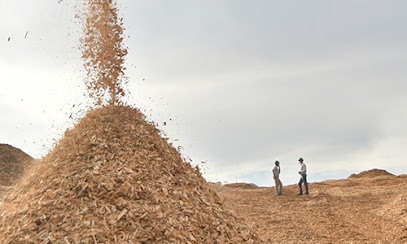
0, 105, 259, 243
212, 169, 407, 243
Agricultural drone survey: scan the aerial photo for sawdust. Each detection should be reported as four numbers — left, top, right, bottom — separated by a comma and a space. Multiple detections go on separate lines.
0, 105, 259, 243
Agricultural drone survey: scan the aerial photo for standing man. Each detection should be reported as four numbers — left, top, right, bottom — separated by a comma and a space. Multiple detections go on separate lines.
273, 161, 283, 195
297, 157, 309, 195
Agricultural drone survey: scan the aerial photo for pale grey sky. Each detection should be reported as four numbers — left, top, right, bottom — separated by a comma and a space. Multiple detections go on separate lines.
2, 0, 407, 186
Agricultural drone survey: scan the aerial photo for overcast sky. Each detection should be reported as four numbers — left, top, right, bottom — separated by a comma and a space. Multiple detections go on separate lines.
2, 0, 407, 186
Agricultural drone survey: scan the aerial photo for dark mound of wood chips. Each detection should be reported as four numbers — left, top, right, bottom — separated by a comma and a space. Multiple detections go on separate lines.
0, 105, 259, 243
223, 183, 259, 190
0, 144, 33, 187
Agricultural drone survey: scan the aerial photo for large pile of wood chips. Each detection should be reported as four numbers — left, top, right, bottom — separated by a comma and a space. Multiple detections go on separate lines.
0, 105, 259, 243
0, 144, 33, 187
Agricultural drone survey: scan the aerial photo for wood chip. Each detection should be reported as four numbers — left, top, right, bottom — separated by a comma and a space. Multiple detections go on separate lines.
117, 208, 127, 221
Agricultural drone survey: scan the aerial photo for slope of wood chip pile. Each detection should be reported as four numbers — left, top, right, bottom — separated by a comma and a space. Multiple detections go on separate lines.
0, 144, 33, 187
0, 105, 259, 243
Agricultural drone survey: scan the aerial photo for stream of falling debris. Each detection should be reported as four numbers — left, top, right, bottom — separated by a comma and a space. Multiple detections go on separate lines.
80, 0, 128, 106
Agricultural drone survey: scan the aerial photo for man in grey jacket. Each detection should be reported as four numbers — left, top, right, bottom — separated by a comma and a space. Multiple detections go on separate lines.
297, 157, 309, 195
273, 161, 282, 195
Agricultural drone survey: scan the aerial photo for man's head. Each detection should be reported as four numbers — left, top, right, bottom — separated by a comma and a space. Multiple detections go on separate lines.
275, 161, 280, 166
298, 157, 304, 163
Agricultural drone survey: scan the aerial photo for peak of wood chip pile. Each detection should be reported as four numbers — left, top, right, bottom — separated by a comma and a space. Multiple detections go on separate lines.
0, 144, 33, 187
0, 105, 259, 243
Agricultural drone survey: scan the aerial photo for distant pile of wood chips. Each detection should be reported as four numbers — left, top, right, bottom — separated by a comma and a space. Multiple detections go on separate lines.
0, 105, 259, 243
0, 144, 32, 187
347, 168, 395, 179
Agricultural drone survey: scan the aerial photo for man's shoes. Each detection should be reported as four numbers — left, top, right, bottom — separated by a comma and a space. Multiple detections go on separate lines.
297, 193, 303, 195
305, 192, 309, 195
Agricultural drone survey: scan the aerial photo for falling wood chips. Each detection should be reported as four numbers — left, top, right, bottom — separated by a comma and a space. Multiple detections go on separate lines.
0, 105, 260, 243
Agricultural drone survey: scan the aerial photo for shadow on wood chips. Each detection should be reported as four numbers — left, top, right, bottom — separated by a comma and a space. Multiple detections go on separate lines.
0, 144, 33, 188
